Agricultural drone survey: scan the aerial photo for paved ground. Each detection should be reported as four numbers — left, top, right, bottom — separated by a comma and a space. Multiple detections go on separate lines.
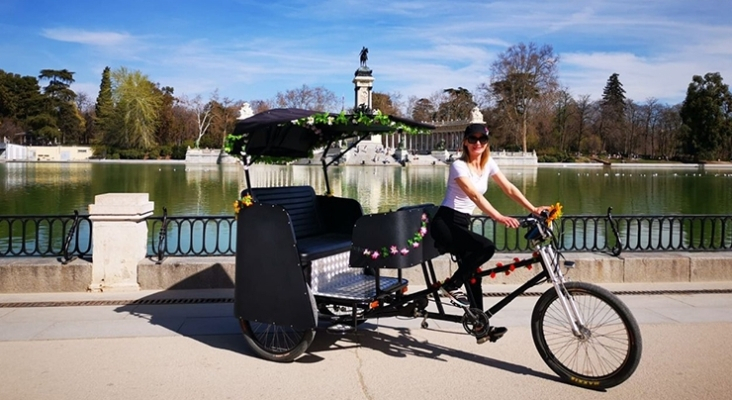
1, 282, 732, 400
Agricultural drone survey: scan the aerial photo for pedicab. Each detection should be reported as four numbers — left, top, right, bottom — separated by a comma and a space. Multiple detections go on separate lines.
225, 108, 642, 389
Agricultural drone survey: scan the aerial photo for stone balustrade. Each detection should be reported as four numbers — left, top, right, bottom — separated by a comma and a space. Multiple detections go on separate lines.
0, 192, 730, 293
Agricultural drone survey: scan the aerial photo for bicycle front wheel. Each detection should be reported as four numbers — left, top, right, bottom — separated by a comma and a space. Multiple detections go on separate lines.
531, 281, 642, 389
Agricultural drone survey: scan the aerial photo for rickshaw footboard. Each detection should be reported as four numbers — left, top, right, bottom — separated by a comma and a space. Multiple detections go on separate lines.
313, 274, 407, 301
310, 251, 407, 301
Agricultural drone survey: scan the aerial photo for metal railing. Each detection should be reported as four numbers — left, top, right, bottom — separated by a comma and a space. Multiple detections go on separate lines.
470, 209, 732, 254
148, 214, 237, 262
0, 212, 92, 260
2, 211, 730, 261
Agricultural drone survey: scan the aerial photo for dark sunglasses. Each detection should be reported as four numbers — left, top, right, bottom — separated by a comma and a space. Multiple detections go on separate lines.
466, 135, 489, 144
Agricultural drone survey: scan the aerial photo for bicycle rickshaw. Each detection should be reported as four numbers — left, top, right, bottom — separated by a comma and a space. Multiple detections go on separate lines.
225, 108, 642, 389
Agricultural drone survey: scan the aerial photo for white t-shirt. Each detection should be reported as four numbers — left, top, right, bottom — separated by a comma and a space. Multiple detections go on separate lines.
441, 157, 500, 214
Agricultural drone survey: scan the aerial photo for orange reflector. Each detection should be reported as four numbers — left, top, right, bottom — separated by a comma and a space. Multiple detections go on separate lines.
402, 286, 408, 293
370, 301, 379, 309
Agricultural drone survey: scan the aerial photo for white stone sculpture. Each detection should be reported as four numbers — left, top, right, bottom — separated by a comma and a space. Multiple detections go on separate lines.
470, 106, 484, 123
237, 102, 254, 120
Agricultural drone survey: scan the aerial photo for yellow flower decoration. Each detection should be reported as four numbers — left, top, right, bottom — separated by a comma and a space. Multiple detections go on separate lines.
547, 202, 563, 223
233, 194, 254, 219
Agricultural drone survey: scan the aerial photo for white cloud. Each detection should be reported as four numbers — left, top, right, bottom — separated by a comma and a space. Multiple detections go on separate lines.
41, 28, 134, 47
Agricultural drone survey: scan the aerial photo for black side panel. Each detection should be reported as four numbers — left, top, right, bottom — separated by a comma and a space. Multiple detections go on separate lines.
350, 207, 432, 269
234, 203, 316, 329
405, 204, 442, 261
316, 195, 363, 235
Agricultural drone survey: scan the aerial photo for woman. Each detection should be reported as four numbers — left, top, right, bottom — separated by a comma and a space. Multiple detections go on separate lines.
430, 123, 548, 343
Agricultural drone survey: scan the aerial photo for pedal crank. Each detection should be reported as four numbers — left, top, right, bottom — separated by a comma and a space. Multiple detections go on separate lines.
461, 307, 490, 337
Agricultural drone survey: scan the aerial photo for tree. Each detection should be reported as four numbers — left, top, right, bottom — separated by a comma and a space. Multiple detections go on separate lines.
484, 42, 559, 153
0, 70, 49, 143
94, 67, 114, 141
599, 73, 627, 154
181, 94, 214, 149
75, 92, 95, 145
550, 89, 574, 152
274, 84, 338, 111
574, 94, 592, 154
679, 72, 732, 161
436, 87, 475, 121
154, 85, 177, 148
410, 97, 436, 122
372, 92, 400, 116
110, 67, 162, 151
38, 69, 83, 144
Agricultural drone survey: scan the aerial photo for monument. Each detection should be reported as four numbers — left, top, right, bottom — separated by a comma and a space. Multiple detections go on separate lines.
353, 46, 374, 111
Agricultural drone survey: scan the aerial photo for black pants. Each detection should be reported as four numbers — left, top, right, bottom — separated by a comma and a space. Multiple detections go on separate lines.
429, 206, 496, 310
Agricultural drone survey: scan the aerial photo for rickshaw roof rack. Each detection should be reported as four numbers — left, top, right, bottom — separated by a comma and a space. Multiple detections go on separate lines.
226, 108, 435, 160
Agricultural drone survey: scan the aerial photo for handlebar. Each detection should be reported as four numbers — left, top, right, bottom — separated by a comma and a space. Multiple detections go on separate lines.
519, 206, 561, 242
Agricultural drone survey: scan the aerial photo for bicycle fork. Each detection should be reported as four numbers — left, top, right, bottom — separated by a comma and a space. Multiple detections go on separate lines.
539, 245, 587, 338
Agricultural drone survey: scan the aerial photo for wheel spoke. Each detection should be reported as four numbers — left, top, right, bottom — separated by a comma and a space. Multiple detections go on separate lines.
540, 288, 631, 379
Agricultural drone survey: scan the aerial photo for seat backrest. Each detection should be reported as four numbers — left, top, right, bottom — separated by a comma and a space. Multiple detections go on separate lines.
246, 186, 323, 239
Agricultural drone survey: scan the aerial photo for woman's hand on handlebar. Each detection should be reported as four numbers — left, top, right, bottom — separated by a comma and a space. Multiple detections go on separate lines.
496, 215, 520, 228
531, 206, 552, 216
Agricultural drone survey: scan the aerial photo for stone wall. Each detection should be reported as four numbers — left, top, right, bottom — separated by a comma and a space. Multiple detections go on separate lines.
2, 252, 730, 293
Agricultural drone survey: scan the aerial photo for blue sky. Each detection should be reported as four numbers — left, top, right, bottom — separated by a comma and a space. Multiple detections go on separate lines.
1, 0, 730, 107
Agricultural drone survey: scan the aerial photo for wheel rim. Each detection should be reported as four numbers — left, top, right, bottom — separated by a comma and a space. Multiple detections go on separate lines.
541, 290, 631, 379
241, 320, 309, 354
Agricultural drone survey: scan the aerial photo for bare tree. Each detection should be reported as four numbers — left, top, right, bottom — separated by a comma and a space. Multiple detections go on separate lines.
180, 94, 214, 149
274, 84, 338, 112
483, 42, 559, 153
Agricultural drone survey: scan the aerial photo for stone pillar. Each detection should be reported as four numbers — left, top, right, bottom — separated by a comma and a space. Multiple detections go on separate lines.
88, 193, 154, 292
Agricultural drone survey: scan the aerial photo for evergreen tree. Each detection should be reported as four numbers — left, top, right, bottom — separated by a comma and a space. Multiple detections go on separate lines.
411, 98, 435, 122
437, 87, 475, 121
679, 72, 732, 161
600, 73, 627, 154
37, 69, 82, 144
94, 67, 114, 141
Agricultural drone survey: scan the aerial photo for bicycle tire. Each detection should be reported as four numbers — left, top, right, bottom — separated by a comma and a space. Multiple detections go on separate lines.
531, 281, 642, 389
239, 318, 315, 362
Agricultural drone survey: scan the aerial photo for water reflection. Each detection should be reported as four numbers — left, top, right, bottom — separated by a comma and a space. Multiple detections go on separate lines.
1, 163, 730, 217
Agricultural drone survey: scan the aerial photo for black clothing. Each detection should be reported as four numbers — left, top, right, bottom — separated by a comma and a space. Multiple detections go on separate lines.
429, 206, 495, 310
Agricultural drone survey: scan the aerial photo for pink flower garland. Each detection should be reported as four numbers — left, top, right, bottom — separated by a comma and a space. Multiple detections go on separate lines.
361, 213, 429, 260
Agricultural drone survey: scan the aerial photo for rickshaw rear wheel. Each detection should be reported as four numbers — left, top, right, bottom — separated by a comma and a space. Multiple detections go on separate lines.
239, 318, 315, 362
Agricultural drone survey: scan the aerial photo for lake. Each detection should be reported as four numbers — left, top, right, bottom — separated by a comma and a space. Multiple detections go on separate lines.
1, 162, 731, 218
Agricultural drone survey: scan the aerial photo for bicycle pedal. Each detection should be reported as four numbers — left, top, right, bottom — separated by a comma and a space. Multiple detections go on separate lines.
487, 327, 507, 342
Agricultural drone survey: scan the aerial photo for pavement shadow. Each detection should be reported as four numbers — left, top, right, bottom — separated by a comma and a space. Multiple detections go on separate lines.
113, 263, 256, 357
112, 265, 585, 389
302, 324, 568, 386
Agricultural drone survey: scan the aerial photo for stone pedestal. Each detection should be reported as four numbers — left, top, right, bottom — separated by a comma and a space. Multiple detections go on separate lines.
88, 193, 154, 292
353, 67, 374, 110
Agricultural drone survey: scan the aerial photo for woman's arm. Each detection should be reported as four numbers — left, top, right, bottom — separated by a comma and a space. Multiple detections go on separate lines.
454, 176, 520, 228
490, 170, 548, 215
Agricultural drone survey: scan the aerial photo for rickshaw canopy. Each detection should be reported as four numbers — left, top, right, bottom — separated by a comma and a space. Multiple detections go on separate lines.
225, 108, 435, 160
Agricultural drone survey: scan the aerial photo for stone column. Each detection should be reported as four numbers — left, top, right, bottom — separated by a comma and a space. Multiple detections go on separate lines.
88, 193, 154, 292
